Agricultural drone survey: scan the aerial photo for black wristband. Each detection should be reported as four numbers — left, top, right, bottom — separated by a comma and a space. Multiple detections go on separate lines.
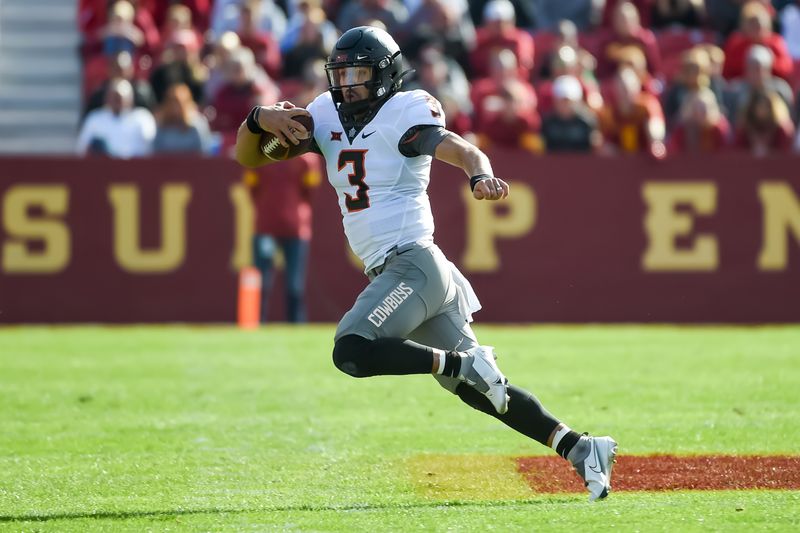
246, 106, 265, 135
470, 174, 492, 191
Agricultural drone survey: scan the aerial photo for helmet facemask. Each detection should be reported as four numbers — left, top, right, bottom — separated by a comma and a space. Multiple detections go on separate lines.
325, 52, 401, 118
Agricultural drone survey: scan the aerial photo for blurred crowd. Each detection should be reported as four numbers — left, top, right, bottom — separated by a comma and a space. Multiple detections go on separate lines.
76, 0, 800, 158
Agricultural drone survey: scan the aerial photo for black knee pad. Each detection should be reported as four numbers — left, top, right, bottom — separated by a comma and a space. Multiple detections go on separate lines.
332, 334, 371, 377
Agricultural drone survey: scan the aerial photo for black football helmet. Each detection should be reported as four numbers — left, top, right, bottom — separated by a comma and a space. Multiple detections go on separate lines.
325, 26, 410, 121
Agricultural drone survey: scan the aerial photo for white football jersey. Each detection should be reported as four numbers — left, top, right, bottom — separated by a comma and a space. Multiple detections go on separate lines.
307, 89, 446, 271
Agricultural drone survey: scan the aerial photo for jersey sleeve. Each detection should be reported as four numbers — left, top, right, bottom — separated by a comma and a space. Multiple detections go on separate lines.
398, 125, 449, 157
395, 90, 448, 157
305, 92, 328, 156
398, 90, 447, 132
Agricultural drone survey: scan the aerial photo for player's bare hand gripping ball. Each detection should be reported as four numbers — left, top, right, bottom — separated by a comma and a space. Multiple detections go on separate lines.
256, 101, 311, 147
473, 177, 510, 201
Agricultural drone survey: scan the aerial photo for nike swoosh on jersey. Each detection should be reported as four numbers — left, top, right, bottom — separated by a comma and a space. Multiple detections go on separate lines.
362, 131, 376, 139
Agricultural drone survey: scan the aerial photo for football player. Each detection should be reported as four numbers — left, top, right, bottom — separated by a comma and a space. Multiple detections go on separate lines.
235, 26, 617, 501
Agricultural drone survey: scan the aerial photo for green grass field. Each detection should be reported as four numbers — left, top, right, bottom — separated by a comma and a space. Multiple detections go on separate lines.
1, 325, 799, 531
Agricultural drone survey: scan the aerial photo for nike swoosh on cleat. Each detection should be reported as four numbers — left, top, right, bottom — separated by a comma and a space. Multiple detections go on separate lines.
586, 446, 602, 474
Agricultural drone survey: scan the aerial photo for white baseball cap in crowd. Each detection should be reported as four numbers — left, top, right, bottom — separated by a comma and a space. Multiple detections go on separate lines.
746, 44, 774, 68
483, 0, 516, 22
553, 75, 583, 101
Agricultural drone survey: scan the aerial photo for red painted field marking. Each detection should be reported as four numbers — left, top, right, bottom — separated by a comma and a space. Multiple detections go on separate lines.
515, 455, 800, 493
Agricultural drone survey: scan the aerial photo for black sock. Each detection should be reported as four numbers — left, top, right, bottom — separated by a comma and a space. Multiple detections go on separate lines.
441, 352, 461, 377
556, 431, 582, 459
455, 382, 560, 446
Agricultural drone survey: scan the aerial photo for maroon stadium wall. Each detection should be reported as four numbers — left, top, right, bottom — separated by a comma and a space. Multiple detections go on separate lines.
1, 153, 799, 323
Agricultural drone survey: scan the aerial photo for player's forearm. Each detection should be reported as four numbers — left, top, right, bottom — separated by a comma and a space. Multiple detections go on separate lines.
434, 132, 494, 177
234, 120, 272, 168
459, 144, 493, 177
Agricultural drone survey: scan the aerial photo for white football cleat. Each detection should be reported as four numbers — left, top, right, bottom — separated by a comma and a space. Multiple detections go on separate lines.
462, 345, 510, 414
573, 436, 618, 501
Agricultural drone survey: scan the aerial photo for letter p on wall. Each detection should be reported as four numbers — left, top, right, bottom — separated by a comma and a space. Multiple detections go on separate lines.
461, 183, 536, 272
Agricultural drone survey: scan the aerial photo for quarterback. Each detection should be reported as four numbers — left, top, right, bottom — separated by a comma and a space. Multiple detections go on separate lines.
235, 26, 617, 501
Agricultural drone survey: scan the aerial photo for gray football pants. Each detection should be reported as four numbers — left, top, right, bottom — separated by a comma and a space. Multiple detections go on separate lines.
334, 241, 478, 393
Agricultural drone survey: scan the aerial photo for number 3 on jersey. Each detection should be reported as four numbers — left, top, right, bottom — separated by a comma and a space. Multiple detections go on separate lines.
338, 149, 370, 212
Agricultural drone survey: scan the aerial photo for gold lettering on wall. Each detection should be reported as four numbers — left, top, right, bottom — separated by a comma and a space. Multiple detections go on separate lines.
758, 182, 800, 271
642, 182, 718, 271
229, 182, 254, 270
108, 183, 191, 273
2, 184, 70, 273
462, 183, 536, 272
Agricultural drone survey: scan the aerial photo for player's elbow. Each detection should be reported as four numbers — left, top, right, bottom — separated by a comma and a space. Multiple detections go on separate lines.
332, 334, 372, 378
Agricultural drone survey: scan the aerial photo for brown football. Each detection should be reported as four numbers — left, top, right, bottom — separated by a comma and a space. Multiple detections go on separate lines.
259, 114, 315, 161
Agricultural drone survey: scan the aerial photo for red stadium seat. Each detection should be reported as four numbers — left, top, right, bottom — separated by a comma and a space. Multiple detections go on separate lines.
578, 29, 608, 59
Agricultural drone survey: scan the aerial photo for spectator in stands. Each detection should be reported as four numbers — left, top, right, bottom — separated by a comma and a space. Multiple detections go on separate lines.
280, 4, 337, 79
245, 154, 322, 323
204, 32, 242, 102
98, 0, 145, 57
281, 0, 339, 54
473, 48, 537, 121
78, 78, 156, 158
404, 44, 474, 137
667, 87, 731, 153
538, 20, 598, 82
470, 0, 534, 79
160, 4, 202, 53
662, 47, 724, 129
722, 1, 794, 81
467, 0, 537, 28
84, 51, 156, 117
601, 0, 652, 28
729, 45, 795, 115
780, 0, 800, 61
525, 0, 602, 32
608, 45, 662, 96
211, 0, 287, 42
153, 83, 214, 154
705, 0, 750, 37
471, 49, 541, 152
699, 43, 726, 80
538, 45, 603, 115
697, 43, 731, 110
541, 75, 602, 152
211, 47, 279, 142
650, 0, 706, 29
81, 0, 160, 57
735, 89, 795, 155
598, 66, 667, 157
237, 0, 283, 79
474, 82, 542, 152
598, 1, 662, 80
145, 0, 211, 32
149, 29, 208, 104
336, 0, 409, 34
399, 0, 475, 71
